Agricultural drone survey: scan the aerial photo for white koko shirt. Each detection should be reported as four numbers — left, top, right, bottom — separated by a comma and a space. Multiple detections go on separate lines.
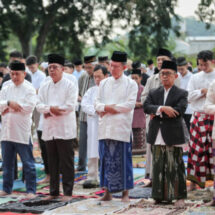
36, 77, 78, 141
0, 80, 36, 144
95, 74, 138, 143
187, 70, 215, 113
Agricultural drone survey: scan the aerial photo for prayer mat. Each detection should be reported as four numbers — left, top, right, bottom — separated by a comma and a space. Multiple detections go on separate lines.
42, 198, 137, 215
0, 197, 83, 214
117, 199, 197, 215
73, 183, 101, 197
0, 213, 38, 215
0, 197, 18, 205
187, 188, 213, 202
112, 186, 152, 199
183, 205, 215, 215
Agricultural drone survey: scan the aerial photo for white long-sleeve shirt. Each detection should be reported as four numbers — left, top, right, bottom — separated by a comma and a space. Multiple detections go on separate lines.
0, 80, 36, 144
187, 70, 215, 112
179, 71, 193, 114
36, 77, 78, 141
204, 80, 215, 140
81, 85, 99, 158
95, 75, 138, 142
29, 69, 46, 90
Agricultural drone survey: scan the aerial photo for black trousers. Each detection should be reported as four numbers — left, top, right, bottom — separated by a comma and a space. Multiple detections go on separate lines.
46, 139, 74, 196
37, 130, 49, 175
183, 114, 192, 133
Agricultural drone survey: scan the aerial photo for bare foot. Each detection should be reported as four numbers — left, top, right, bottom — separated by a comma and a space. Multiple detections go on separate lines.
154, 199, 161, 204
99, 191, 112, 201
38, 175, 50, 184
142, 180, 152, 188
187, 182, 196, 192
121, 190, 130, 202
61, 196, 73, 202
0, 190, 9, 196
26, 193, 36, 199
42, 195, 58, 201
174, 199, 185, 208
205, 200, 215, 206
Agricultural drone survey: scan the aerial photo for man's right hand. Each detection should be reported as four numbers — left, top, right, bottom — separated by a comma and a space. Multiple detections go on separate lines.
201, 88, 208, 97
50, 106, 66, 116
8, 101, 23, 112
160, 106, 179, 118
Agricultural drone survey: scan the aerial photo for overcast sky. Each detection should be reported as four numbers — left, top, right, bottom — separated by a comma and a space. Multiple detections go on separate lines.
175, 0, 201, 17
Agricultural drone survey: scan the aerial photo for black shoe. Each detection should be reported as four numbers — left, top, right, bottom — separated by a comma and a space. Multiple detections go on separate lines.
83, 180, 99, 188
75, 167, 86, 172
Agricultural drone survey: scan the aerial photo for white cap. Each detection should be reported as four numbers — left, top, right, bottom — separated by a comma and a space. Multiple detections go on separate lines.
40, 62, 48, 69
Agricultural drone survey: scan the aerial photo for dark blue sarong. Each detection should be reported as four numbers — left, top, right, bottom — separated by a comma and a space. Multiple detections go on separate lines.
99, 139, 134, 193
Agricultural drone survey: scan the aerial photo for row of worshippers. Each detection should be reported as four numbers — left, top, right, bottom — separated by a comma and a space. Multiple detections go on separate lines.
0, 48, 215, 206
0, 51, 140, 203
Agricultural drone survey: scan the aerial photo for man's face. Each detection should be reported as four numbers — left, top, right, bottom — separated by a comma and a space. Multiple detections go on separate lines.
177, 65, 188, 77
157, 56, 171, 70
27, 63, 38, 73
75, 65, 82, 72
10, 70, 26, 86
110, 61, 125, 79
198, 59, 214, 73
149, 64, 154, 70
94, 69, 106, 86
99, 61, 110, 70
159, 69, 177, 89
84, 63, 94, 76
0, 67, 9, 75
64, 66, 74, 74
48, 63, 63, 83
131, 74, 141, 85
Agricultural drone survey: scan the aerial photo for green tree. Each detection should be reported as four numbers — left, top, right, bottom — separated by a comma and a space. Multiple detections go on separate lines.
0, 0, 179, 60
127, 0, 180, 61
196, 0, 215, 28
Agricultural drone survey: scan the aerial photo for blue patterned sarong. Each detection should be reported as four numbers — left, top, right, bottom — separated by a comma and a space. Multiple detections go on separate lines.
99, 139, 134, 193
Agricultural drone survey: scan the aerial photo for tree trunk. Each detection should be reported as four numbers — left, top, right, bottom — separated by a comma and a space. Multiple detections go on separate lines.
20, 37, 30, 58
35, 16, 55, 60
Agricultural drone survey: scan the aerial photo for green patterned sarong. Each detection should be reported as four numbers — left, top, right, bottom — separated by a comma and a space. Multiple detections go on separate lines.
152, 145, 187, 202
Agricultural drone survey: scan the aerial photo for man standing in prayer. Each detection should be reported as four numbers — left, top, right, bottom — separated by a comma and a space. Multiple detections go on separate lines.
0, 61, 37, 198
143, 60, 187, 207
187, 50, 215, 190
73, 59, 85, 80
176, 57, 193, 132
95, 51, 137, 202
141, 48, 178, 186
77, 55, 96, 172
37, 54, 78, 202
81, 65, 109, 188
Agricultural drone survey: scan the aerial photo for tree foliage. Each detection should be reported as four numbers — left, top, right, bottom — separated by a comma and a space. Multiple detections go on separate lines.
0, 0, 179, 61
196, 0, 215, 28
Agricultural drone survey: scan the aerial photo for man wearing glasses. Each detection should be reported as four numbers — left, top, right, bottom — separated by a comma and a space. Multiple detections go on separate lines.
37, 54, 78, 202
143, 60, 188, 207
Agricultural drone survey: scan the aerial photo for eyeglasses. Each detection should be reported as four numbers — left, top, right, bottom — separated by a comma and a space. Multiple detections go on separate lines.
159, 71, 175, 76
48, 65, 62, 70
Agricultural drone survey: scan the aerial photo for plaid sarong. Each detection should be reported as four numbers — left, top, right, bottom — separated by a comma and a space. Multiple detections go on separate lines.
187, 112, 214, 188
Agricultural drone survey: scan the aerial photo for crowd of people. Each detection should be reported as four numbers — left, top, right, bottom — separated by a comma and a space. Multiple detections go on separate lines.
0, 48, 214, 207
